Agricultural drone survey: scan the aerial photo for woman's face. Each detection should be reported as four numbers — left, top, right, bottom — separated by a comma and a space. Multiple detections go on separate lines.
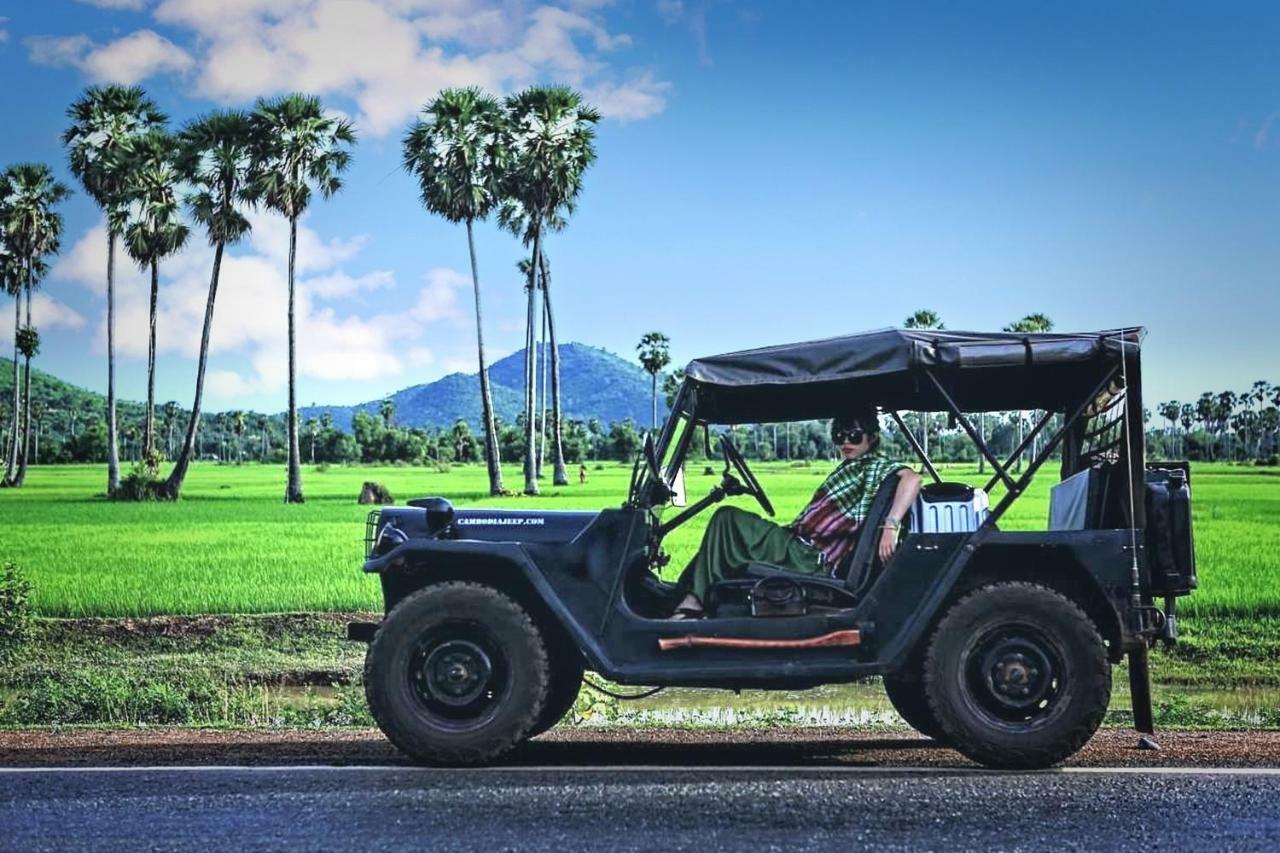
833, 425, 872, 460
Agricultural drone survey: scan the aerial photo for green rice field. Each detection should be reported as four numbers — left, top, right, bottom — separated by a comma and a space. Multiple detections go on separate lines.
0, 461, 1276, 618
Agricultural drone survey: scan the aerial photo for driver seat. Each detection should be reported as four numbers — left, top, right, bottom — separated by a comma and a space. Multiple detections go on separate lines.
704, 474, 904, 616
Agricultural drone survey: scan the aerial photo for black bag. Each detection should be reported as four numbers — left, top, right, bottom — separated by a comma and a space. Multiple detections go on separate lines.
1144, 466, 1196, 596
750, 576, 807, 617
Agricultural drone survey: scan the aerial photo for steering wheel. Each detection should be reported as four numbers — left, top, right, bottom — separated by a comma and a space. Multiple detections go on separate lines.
720, 436, 775, 516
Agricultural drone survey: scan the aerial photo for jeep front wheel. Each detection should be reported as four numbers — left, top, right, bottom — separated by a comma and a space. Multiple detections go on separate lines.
364, 582, 550, 765
923, 582, 1111, 769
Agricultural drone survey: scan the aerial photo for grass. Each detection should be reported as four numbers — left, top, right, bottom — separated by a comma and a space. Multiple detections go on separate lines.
2, 612, 1278, 729
0, 458, 1274, 617
0, 460, 1276, 618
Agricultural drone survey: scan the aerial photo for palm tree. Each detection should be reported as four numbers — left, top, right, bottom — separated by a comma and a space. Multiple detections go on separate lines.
502, 85, 600, 494
637, 332, 671, 430
251, 94, 356, 503
1003, 313, 1055, 470
64, 85, 167, 495
379, 397, 395, 429
162, 111, 256, 500
162, 400, 180, 458
231, 409, 246, 463
3, 163, 69, 488
902, 309, 945, 461
305, 416, 319, 464
1196, 392, 1216, 460
0, 171, 18, 484
117, 130, 189, 465
403, 88, 506, 496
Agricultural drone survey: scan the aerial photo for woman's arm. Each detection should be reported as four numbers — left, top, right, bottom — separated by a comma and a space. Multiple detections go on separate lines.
879, 468, 923, 562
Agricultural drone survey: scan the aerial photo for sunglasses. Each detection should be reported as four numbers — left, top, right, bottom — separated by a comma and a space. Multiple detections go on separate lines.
832, 429, 866, 444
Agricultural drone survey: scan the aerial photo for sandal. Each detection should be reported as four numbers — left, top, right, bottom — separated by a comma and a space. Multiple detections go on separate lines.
670, 606, 705, 621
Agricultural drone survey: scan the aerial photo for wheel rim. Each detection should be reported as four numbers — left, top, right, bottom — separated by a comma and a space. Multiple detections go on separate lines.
407, 621, 511, 731
962, 624, 1065, 725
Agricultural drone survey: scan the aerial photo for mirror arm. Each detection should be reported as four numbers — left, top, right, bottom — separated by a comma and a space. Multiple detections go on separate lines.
655, 485, 726, 540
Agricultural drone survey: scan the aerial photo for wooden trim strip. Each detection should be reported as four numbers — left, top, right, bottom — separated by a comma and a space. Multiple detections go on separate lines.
658, 629, 861, 652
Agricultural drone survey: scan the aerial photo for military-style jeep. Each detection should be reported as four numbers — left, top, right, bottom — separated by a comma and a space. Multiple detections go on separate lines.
348, 328, 1195, 769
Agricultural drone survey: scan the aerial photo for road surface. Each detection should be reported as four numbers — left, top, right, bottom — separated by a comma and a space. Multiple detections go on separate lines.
3, 763, 1280, 851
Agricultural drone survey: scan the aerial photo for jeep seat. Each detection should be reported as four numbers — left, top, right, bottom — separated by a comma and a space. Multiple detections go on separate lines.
704, 473, 904, 615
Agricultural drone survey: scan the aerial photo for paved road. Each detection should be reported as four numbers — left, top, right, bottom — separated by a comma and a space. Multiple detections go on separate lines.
3, 764, 1280, 851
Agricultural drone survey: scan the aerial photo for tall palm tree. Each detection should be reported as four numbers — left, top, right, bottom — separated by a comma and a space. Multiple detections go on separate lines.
379, 397, 395, 429
502, 85, 599, 493
162, 111, 256, 500
118, 131, 189, 465
403, 87, 506, 496
0, 172, 18, 484
162, 400, 180, 458
64, 85, 167, 495
251, 94, 355, 503
1003, 313, 1054, 470
3, 163, 69, 488
231, 409, 246, 463
637, 332, 671, 430
902, 309, 945, 462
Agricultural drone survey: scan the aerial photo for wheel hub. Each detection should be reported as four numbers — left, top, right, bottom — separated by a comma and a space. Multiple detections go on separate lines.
967, 629, 1061, 721
422, 640, 493, 707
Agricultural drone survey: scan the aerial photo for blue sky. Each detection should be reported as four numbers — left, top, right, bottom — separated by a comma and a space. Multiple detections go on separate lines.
1, 0, 1277, 414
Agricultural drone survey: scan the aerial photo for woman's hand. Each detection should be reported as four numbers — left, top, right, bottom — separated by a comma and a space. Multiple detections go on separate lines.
878, 527, 899, 563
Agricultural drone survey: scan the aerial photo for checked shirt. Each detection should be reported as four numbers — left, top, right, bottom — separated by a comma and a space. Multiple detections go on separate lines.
790, 451, 909, 570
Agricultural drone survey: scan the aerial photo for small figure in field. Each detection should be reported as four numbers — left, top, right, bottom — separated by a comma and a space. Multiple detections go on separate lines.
579, 463, 588, 485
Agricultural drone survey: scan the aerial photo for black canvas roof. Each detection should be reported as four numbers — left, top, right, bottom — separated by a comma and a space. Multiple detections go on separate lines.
680, 327, 1143, 423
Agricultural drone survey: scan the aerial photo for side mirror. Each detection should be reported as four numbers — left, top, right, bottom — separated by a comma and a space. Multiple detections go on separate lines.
671, 466, 687, 507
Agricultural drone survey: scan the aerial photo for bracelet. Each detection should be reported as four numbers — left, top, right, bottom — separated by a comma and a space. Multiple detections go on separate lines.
881, 518, 900, 530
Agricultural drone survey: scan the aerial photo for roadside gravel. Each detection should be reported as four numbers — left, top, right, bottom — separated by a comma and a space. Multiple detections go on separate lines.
1, 727, 1276, 769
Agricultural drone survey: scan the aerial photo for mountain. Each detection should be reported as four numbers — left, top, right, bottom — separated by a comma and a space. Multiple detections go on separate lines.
301, 342, 667, 431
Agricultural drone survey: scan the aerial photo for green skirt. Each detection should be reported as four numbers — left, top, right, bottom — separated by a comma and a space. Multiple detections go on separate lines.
682, 505, 824, 602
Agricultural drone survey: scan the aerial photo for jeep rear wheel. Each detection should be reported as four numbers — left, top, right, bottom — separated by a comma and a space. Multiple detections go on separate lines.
924, 582, 1111, 769
365, 582, 550, 765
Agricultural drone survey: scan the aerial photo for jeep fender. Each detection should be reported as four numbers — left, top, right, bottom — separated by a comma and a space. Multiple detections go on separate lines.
364, 539, 611, 672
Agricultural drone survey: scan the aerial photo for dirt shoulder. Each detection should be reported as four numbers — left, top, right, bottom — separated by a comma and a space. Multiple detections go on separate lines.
1, 727, 1276, 769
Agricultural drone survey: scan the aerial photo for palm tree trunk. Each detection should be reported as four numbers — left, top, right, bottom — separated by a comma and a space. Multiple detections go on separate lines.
539, 253, 568, 486
3, 288, 20, 486
144, 259, 159, 462
536, 275, 547, 479
977, 413, 987, 473
285, 217, 304, 502
163, 243, 224, 500
105, 232, 121, 495
522, 228, 541, 495
466, 220, 503, 496
651, 374, 658, 429
14, 280, 34, 487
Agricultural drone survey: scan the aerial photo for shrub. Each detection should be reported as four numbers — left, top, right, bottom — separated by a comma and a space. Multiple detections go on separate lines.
115, 461, 164, 501
0, 562, 34, 666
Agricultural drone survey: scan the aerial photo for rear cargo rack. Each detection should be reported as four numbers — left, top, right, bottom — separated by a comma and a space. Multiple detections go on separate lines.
364, 510, 381, 558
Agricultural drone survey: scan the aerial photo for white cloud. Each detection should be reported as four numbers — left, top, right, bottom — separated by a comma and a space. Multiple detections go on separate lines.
303, 269, 394, 300
28, 0, 672, 136
0, 16, 9, 44
27, 29, 193, 84
0, 294, 87, 347
50, 214, 470, 399
76, 0, 149, 9
586, 71, 672, 122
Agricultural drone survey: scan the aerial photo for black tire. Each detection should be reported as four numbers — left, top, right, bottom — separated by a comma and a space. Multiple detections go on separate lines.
924, 582, 1111, 770
364, 582, 550, 766
529, 656, 584, 738
883, 674, 945, 741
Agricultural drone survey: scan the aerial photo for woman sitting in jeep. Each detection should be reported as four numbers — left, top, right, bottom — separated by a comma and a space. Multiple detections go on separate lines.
671, 409, 922, 619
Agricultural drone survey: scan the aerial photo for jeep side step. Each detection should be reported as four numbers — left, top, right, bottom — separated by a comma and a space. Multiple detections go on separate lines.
657, 629, 861, 652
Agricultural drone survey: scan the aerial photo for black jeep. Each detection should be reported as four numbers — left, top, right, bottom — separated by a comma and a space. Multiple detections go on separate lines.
349, 327, 1195, 769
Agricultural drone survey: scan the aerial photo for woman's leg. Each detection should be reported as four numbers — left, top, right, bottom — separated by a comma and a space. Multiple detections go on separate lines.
682, 506, 821, 603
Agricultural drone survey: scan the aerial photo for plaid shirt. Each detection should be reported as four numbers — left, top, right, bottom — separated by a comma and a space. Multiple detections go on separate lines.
790, 452, 909, 569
